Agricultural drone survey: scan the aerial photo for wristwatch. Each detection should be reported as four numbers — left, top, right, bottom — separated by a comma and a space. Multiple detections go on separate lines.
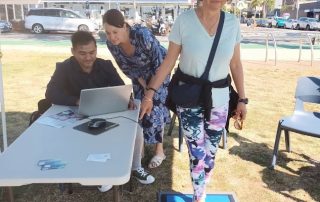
238, 98, 249, 104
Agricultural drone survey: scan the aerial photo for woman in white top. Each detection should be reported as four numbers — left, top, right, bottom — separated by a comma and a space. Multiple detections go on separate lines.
140, 1, 247, 201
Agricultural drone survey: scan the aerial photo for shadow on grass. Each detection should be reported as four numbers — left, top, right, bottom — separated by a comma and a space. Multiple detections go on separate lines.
228, 133, 320, 202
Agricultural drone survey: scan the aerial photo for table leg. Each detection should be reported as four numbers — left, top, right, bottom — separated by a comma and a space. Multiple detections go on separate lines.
3, 187, 14, 202
67, 183, 73, 194
113, 185, 120, 202
129, 178, 133, 193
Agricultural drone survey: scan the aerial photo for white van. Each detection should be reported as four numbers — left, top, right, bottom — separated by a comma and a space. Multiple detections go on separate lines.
25, 8, 99, 34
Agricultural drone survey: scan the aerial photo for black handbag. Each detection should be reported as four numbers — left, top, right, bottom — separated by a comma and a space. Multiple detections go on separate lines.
168, 11, 225, 109
171, 83, 202, 108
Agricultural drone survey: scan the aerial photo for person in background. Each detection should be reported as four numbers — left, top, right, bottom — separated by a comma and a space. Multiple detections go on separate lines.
103, 9, 170, 169
100, 6, 105, 17
45, 31, 155, 193
140, 0, 247, 201
85, 9, 91, 19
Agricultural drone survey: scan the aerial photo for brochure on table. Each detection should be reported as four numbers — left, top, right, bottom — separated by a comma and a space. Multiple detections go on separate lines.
36, 109, 86, 128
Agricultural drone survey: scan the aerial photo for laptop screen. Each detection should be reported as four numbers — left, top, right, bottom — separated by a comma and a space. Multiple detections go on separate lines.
78, 84, 132, 117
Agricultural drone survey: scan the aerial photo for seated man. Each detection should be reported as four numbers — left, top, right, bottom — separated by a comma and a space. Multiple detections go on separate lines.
45, 31, 155, 192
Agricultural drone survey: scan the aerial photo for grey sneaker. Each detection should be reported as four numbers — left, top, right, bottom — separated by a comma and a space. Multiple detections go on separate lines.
132, 167, 155, 184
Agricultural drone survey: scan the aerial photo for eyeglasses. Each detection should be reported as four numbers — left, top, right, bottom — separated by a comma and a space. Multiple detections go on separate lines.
234, 119, 243, 130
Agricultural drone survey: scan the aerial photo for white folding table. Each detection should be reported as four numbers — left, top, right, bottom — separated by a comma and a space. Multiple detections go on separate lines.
0, 104, 139, 202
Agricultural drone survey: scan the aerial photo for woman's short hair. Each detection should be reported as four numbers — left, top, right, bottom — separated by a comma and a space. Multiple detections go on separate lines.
102, 9, 125, 28
71, 31, 96, 48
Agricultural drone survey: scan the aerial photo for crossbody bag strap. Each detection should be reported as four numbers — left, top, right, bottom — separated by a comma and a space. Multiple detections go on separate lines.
201, 11, 225, 80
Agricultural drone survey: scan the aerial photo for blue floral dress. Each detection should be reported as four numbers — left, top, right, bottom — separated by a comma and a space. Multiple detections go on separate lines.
106, 24, 171, 144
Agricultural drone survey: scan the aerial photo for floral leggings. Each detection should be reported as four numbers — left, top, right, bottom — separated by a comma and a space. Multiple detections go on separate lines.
177, 104, 228, 201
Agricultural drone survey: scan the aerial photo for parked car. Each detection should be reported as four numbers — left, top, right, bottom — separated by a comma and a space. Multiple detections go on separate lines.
25, 8, 99, 34
255, 19, 270, 27
271, 17, 286, 28
296, 17, 320, 30
284, 19, 298, 29
266, 17, 273, 28
0, 20, 12, 33
245, 18, 253, 26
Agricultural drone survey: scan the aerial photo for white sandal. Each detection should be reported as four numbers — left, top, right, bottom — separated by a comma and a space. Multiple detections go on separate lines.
148, 155, 166, 169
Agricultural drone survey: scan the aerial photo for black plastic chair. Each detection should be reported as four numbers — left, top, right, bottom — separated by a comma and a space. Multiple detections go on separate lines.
167, 113, 183, 151
29, 98, 52, 126
167, 113, 228, 151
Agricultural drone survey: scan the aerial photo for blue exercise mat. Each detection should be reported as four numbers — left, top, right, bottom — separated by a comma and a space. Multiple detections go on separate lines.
158, 192, 237, 202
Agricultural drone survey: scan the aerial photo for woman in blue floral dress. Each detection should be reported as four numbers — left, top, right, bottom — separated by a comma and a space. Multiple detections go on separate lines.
103, 9, 170, 169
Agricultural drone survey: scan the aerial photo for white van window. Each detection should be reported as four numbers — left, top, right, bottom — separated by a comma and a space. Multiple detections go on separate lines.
43, 9, 59, 17
60, 10, 80, 18
27, 9, 43, 16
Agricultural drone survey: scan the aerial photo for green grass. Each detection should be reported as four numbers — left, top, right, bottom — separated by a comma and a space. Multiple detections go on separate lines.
0, 48, 320, 202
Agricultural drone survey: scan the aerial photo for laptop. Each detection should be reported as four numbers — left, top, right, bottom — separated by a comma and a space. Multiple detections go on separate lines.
78, 84, 132, 117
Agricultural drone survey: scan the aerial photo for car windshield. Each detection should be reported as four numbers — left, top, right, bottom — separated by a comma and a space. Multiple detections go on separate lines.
75, 12, 86, 18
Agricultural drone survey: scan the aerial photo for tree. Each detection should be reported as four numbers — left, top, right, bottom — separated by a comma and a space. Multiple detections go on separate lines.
251, 0, 275, 18
281, 4, 294, 13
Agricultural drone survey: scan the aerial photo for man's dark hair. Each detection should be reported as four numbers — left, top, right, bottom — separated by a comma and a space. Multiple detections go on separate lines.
71, 31, 96, 48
